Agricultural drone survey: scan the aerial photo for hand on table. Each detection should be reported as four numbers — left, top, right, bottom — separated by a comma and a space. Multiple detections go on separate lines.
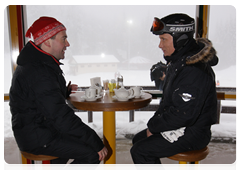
98, 146, 108, 161
67, 81, 78, 93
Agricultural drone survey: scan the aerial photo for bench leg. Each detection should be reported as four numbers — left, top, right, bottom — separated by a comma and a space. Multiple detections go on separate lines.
42, 161, 51, 170
189, 161, 199, 170
21, 155, 28, 170
178, 161, 199, 170
21, 154, 33, 170
178, 161, 187, 170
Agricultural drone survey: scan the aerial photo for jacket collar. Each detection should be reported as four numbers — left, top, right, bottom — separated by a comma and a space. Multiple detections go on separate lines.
17, 41, 61, 66
164, 38, 217, 66
186, 38, 217, 65
30, 41, 60, 65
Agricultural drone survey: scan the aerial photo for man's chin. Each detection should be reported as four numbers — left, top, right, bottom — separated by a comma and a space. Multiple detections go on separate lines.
60, 55, 65, 60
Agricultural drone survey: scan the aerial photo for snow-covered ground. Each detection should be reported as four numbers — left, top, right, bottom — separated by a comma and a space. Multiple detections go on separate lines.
6, 103, 235, 141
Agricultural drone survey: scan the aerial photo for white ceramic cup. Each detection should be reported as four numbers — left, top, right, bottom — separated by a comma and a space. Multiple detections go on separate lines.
85, 88, 97, 99
90, 85, 102, 96
132, 86, 143, 98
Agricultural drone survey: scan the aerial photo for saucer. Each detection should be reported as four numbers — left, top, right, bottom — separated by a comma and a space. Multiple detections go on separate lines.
134, 92, 145, 98
112, 95, 134, 101
81, 95, 102, 101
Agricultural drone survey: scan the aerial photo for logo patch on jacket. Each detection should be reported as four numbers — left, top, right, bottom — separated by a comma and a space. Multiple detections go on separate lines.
179, 93, 195, 102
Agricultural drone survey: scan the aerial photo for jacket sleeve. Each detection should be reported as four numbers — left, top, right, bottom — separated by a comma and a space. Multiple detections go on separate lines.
147, 67, 211, 134
33, 72, 104, 152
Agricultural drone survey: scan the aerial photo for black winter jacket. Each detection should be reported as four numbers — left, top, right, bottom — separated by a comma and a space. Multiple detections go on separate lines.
9, 41, 104, 153
147, 38, 218, 148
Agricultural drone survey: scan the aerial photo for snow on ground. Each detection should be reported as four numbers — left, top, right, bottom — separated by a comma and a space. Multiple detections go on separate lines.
214, 65, 236, 88
4, 101, 236, 140
211, 114, 236, 139
60, 61, 236, 88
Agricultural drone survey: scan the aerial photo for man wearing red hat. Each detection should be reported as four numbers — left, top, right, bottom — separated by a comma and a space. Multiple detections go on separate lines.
9, 16, 107, 164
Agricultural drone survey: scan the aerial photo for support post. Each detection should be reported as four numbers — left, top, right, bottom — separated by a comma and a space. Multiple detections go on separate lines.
129, 110, 134, 122
103, 111, 116, 164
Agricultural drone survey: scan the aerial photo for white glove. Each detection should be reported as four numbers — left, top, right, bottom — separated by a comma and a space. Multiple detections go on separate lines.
161, 127, 186, 143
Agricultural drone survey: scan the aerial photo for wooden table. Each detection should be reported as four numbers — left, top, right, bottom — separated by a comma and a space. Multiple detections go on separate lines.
68, 91, 152, 164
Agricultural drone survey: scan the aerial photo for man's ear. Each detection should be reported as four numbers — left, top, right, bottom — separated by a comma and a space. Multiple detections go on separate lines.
43, 39, 51, 47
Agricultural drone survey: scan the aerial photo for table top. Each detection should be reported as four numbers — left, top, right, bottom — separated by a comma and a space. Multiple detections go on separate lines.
68, 91, 152, 112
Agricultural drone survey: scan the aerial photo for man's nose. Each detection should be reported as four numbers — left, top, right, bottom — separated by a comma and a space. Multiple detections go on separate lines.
158, 41, 163, 49
66, 40, 70, 47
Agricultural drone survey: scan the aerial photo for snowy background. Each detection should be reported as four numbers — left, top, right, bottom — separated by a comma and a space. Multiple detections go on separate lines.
3, 4, 237, 168
3, 5, 237, 93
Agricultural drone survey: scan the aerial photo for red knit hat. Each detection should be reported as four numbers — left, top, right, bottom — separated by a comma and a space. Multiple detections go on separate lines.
26, 16, 66, 45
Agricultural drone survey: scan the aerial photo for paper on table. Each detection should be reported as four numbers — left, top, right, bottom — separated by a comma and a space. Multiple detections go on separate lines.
90, 77, 101, 86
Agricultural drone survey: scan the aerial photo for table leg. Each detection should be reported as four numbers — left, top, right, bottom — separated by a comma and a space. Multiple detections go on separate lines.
103, 111, 116, 164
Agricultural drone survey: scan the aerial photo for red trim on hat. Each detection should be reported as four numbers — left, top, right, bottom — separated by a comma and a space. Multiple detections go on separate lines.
30, 41, 60, 65
34, 23, 66, 45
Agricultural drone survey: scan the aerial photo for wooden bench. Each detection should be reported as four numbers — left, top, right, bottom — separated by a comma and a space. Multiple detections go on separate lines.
21, 151, 58, 164
168, 146, 209, 164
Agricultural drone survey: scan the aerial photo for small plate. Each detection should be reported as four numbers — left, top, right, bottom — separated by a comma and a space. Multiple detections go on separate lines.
81, 95, 102, 101
134, 92, 145, 98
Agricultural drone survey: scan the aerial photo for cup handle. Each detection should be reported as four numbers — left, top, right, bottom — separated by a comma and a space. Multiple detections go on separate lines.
129, 88, 134, 98
129, 87, 134, 95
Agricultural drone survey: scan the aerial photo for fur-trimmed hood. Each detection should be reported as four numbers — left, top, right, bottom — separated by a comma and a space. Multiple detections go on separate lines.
186, 38, 218, 66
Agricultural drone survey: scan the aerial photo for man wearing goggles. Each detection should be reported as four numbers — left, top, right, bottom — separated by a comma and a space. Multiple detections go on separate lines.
131, 13, 219, 164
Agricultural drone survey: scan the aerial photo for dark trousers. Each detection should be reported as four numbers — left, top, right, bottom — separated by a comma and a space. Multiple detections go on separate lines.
51, 135, 100, 170
130, 129, 195, 164
32, 134, 100, 164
